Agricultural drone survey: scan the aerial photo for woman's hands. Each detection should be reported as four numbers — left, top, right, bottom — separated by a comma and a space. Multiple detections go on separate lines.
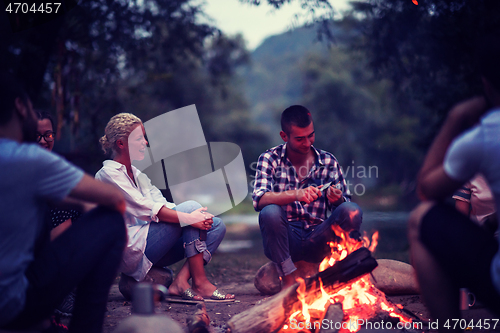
158, 206, 214, 228
188, 207, 214, 230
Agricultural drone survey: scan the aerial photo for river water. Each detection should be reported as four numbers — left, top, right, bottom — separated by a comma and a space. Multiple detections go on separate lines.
220, 211, 410, 226
218, 211, 411, 257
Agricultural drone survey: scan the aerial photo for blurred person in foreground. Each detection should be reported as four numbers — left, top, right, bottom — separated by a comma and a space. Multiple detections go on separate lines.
0, 73, 126, 333
95, 113, 234, 301
252, 105, 362, 289
408, 33, 500, 332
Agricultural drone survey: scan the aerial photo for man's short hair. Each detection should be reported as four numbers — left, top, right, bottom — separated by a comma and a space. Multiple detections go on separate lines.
281, 105, 313, 134
476, 31, 500, 91
0, 73, 30, 126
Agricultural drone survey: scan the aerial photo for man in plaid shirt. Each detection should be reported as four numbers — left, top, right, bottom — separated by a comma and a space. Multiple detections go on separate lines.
252, 105, 362, 289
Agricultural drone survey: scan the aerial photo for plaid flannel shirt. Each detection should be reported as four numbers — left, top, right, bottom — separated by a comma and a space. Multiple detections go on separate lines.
252, 143, 350, 229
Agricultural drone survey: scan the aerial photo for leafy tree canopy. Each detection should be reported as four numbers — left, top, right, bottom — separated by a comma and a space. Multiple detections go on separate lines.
352, 0, 500, 117
1, 0, 268, 173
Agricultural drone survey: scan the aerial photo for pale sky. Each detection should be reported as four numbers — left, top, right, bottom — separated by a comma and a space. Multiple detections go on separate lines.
202, 0, 352, 50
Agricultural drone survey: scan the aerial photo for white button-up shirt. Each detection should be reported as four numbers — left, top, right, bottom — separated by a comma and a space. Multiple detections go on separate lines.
95, 160, 176, 281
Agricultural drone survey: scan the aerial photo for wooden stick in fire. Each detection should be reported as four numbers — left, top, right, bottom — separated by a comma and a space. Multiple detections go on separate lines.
227, 247, 378, 333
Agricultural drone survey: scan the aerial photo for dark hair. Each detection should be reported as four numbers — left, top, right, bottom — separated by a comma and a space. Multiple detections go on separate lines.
36, 110, 55, 130
476, 31, 500, 91
0, 73, 30, 125
281, 105, 313, 134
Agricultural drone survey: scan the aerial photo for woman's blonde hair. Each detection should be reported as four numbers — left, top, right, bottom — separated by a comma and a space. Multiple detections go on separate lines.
100, 113, 143, 156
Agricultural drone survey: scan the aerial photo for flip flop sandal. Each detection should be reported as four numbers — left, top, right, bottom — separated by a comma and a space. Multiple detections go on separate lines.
203, 289, 235, 303
182, 288, 201, 300
164, 288, 203, 304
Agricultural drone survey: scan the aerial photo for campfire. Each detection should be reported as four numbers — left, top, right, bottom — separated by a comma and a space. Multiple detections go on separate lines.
228, 226, 415, 333
281, 226, 412, 333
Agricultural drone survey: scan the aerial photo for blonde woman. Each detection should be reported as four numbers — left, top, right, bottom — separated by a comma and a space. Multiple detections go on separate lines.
96, 113, 234, 301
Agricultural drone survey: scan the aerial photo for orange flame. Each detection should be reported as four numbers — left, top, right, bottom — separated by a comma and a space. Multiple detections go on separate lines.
366, 231, 379, 253
412, 0, 418, 4
293, 277, 311, 323
282, 228, 411, 333
319, 226, 378, 273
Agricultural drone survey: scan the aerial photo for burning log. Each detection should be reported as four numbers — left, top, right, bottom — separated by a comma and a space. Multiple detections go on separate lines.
227, 248, 377, 333
308, 247, 377, 290
226, 283, 298, 333
255, 259, 419, 297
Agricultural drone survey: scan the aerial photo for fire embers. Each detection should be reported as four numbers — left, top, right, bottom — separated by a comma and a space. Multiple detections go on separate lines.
282, 227, 411, 333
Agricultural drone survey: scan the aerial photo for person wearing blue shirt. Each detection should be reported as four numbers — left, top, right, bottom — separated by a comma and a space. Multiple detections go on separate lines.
409, 33, 500, 331
0, 73, 127, 333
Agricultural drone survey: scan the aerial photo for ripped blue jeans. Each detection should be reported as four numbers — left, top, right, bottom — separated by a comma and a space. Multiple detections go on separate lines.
144, 201, 226, 267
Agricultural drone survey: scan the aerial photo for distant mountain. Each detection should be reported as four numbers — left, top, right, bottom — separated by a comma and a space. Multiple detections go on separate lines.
240, 23, 345, 141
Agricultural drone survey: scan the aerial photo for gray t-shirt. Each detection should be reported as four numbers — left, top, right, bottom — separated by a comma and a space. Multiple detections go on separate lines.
444, 108, 500, 294
0, 139, 84, 325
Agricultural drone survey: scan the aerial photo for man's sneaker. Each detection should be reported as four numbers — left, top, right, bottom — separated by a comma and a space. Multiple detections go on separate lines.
54, 290, 75, 317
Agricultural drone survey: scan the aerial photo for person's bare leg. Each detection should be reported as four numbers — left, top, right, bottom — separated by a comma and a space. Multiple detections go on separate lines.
189, 253, 234, 299
167, 260, 203, 300
50, 219, 72, 241
408, 202, 461, 333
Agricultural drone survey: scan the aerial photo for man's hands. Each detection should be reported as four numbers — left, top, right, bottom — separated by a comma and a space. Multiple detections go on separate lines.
296, 185, 322, 204
326, 186, 344, 205
257, 183, 345, 209
296, 184, 344, 205
69, 174, 126, 214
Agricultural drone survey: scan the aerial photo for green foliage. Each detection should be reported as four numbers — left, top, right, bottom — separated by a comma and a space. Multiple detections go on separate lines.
113, 31, 269, 171
243, 0, 500, 192
0, 9, 63, 99
242, 26, 330, 138
243, 21, 424, 191
299, 42, 423, 188
352, 0, 500, 117
242, 0, 500, 200
1, 0, 268, 175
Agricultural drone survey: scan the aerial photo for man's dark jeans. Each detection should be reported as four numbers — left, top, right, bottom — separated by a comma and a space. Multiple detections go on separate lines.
2, 206, 126, 333
259, 202, 363, 276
